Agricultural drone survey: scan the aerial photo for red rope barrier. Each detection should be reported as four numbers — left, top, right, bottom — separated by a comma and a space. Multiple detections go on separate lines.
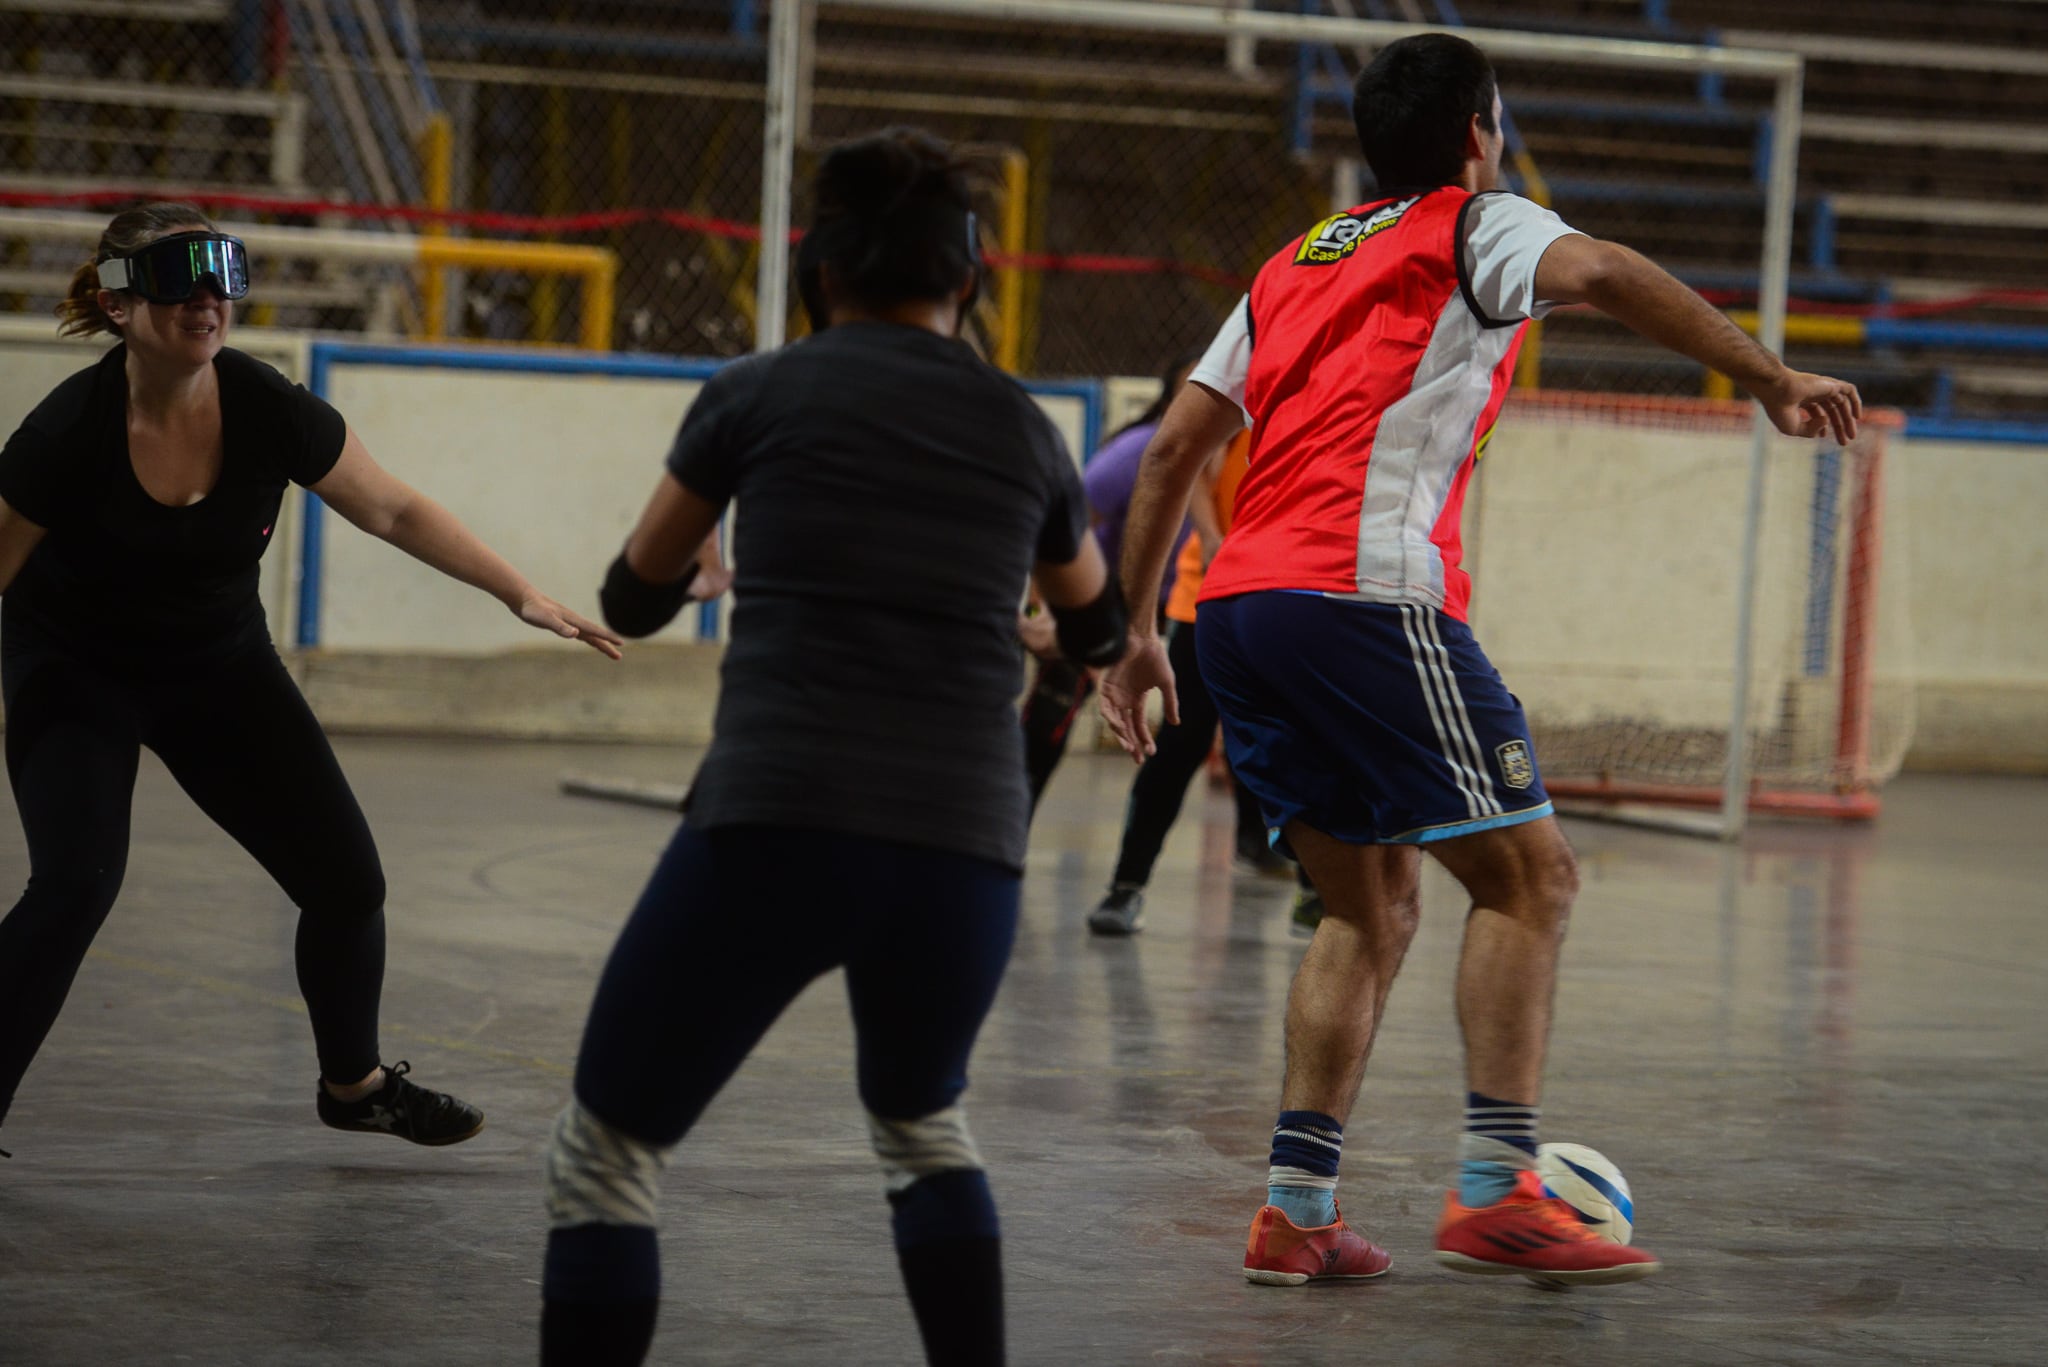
0, 186, 1250, 288
10, 186, 2047, 312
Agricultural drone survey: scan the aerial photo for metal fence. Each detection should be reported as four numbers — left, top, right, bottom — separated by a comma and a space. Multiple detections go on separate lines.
3, 0, 1800, 398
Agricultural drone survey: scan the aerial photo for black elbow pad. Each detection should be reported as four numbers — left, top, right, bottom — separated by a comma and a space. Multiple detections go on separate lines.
600, 552, 699, 639
1053, 578, 1129, 668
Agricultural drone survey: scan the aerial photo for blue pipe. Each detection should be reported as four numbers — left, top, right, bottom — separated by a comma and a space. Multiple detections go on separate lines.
1903, 416, 2048, 444
1866, 319, 2048, 353
1801, 448, 1842, 677
1698, 30, 1725, 106
415, 20, 763, 63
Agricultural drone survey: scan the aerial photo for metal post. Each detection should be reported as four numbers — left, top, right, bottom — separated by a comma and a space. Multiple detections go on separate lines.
1719, 59, 1804, 840
756, 0, 805, 352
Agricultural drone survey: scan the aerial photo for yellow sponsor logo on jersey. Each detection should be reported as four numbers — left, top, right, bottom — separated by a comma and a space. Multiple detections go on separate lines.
1293, 195, 1420, 266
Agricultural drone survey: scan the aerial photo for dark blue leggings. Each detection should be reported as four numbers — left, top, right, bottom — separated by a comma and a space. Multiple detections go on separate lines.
572, 821, 1020, 1144
545, 821, 1020, 1365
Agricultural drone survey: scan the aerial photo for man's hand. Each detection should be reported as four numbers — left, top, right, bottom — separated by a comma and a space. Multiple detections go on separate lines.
1758, 369, 1862, 446
1098, 632, 1177, 762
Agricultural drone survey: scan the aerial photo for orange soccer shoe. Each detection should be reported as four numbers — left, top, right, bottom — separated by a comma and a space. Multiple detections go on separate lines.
1434, 1170, 1662, 1286
1242, 1203, 1393, 1286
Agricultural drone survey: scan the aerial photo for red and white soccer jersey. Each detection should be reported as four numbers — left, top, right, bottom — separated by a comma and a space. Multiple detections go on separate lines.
1192, 188, 1581, 622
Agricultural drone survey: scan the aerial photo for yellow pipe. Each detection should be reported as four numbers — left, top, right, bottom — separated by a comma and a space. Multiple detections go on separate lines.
1510, 148, 1549, 391
996, 148, 1029, 374
418, 239, 616, 351
1511, 149, 1551, 211
1726, 310, 1868, 348
419, 114, 453, 341
1703, 370, 1736, 401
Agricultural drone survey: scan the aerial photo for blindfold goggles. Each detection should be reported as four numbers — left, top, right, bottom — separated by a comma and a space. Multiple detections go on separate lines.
97, 231, 250, 304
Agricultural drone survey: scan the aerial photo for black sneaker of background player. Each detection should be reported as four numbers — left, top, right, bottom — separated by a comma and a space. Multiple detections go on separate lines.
1088, 884, 1146, 936
316, 1060, 484, 1146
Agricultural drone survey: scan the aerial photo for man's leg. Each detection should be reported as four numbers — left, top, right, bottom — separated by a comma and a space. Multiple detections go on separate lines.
1426, 816, 1660, 1283
1241, 822, 1416, 1285
1430, 816, 1576, 1103
1276, 822, 1423, 1124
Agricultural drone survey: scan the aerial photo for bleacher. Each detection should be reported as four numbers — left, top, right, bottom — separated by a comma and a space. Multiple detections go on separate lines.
2, 0, 2043, 434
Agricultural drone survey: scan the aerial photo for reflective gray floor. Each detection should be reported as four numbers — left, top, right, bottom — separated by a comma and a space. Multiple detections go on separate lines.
0, 740, 2042, 1366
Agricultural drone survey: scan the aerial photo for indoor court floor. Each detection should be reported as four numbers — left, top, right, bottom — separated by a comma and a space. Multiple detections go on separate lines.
0, 737, 2040, 1366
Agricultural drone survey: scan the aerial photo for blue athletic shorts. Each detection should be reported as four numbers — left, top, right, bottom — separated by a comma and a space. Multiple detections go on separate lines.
1195, 591, 1552, 847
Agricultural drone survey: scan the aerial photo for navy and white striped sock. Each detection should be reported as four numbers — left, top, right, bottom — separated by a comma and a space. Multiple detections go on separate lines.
1267, 1109, 1342, 1227
1458, 1092, 1538, 1207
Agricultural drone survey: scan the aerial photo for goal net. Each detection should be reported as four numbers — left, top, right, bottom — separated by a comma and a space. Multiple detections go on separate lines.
1469, 394, 1913, 830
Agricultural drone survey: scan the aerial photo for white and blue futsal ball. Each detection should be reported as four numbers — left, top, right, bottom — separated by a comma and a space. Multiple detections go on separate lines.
1537, 1143, 1635, 1244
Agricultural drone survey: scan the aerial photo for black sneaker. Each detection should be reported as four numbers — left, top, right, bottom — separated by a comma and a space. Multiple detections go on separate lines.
1088, 884, 1146, 936
316, 1061, 484, 1146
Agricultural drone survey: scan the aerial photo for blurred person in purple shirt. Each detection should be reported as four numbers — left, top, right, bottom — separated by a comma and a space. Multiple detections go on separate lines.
1022, 350, 1202, 811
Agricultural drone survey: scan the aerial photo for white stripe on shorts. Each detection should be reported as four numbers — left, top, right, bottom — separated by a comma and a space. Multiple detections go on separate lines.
1422, 609, 1502, 816
1399, 605, 1497, 819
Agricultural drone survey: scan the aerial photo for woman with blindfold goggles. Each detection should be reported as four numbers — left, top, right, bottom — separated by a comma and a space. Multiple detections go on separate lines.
0, 202, 624, 1158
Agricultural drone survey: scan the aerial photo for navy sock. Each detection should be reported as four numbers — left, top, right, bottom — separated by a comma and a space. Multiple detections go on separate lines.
1458, 1091, 1539, 1207
1267, 1109, 1342, 1227
541, 1225, 660, 1365
891, 1171, 1004, 1367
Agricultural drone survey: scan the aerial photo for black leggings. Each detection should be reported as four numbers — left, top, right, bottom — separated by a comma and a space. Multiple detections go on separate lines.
0, 630, 386, 1124
1021, 655, 1094, 813
1111, 618, 1265, 887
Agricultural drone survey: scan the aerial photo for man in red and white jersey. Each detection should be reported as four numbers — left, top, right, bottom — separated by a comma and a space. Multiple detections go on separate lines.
1100, 33, 1860, 1290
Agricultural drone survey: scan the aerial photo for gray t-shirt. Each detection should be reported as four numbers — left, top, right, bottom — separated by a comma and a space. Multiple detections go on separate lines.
668, 322, 1088, 872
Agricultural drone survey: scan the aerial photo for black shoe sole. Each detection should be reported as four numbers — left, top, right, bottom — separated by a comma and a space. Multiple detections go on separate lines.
319, 1115, 487, 1147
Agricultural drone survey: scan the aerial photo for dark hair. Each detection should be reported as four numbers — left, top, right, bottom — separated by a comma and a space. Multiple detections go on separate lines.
1350, 34, 1498, 192
802, 126, 978, 317
1109, 346, 1207, 442
55, 201, 218, 338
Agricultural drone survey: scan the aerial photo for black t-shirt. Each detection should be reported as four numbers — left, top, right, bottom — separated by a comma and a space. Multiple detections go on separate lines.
0, 345, 346, 666
669, 322, 1088, 873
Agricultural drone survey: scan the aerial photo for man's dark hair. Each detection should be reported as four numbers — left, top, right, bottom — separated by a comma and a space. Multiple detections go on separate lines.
1350, 33, 1499, 192
800, 126, 978, 320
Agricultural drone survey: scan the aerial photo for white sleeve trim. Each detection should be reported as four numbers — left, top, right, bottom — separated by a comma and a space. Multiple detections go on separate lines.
1462, 194, 1584, 323
1189, 294, 1254, 428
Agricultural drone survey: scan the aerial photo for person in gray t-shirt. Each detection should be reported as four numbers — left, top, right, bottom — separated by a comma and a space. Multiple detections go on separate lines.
541, 128, 1128, 1367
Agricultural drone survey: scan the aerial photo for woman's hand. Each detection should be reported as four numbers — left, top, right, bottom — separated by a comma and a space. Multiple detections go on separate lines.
688, 562, 734, 603
516, 592, 625, 659
1017, 608, 1062, 661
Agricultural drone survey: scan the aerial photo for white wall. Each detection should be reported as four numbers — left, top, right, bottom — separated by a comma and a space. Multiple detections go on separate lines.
314, 355, 1094, 653
1467, 415, 2047, 775
319, 363, 711, 652
4, 321, 2044, 770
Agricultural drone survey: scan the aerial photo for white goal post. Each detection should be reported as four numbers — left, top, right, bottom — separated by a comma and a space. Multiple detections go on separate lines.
759, 0, 1812, 839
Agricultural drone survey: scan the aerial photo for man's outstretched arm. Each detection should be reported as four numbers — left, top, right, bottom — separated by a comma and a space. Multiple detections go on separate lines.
1533, 235, 1862, 445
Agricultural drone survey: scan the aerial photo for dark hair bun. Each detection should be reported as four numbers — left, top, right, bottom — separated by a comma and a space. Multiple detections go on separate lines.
806, 127, 978, 316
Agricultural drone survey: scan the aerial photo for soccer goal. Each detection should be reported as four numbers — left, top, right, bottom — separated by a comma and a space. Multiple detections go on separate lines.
1468, 395, 1911, 837
744, 0, 1864, 838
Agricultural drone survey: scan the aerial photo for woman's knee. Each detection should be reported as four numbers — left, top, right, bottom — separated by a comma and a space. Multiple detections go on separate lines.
296, 857, 386, 922
19, 858, 128, 929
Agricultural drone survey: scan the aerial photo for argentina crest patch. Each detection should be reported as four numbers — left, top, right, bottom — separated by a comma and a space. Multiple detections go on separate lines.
1495, 740, 1535, 790
1292, 195, 1420, 266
